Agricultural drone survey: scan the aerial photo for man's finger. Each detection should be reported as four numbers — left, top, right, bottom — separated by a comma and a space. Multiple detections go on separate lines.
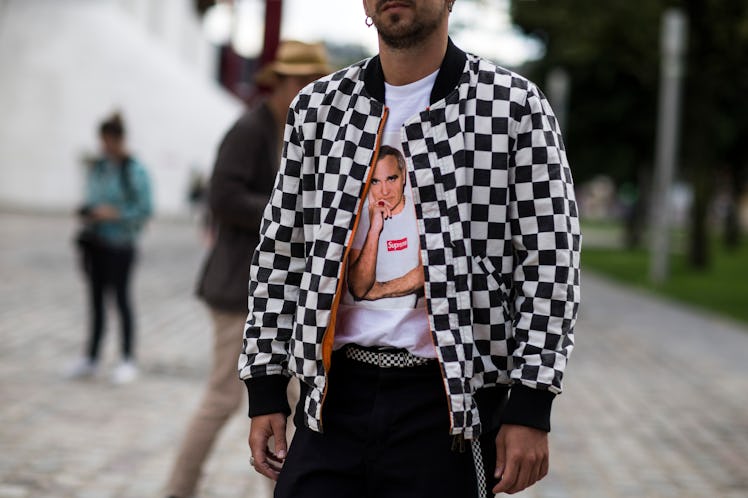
539, 456, 549, 480
271, 415, 288, 460
250, 445, 281, 480
254, 454, 281, 480
492, 431, 518, 495
264, 452, 284, 473
511, 459, 534, 494
248, 416, 284, 481
494, 431, 506, 481
249, 435, 279, 480
493, 459, 519, 494
528, 452, 547, 490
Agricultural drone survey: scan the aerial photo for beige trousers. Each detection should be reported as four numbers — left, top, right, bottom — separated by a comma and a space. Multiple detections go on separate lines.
166, 309, 289, 498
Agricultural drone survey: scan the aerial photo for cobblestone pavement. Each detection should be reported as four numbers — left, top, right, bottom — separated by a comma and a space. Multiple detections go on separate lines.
1, 211, 747, 498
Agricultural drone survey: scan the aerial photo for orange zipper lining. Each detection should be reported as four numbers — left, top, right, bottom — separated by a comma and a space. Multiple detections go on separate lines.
318, 108, 390, 423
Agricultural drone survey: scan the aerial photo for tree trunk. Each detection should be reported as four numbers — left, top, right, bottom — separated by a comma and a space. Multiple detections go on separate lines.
723, 148, 744, 250
682, 0, 714, 270
688, 167, 712, 269
623, 165, 649, 249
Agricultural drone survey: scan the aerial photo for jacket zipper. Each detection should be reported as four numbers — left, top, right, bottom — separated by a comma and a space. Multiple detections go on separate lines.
317, 107, 390, 431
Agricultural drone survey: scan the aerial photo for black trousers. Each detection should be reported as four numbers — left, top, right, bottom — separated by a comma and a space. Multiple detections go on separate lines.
84, 244, 136, 361
275, 349, 499, 498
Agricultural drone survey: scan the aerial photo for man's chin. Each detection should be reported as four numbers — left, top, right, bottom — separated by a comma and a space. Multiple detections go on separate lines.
377, 22, 431, 50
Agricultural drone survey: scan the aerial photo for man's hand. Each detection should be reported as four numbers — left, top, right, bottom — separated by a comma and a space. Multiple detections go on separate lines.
492, 424, 549, 494
368, 199, 392, 234
90, 204, 120, 221
248, 413, 288, 480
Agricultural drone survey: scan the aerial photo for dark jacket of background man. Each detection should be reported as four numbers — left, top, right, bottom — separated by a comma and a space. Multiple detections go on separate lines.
197, 102, 279, 311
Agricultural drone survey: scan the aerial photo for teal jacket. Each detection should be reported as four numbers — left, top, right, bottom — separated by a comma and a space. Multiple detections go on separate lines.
84, 157, 153, 246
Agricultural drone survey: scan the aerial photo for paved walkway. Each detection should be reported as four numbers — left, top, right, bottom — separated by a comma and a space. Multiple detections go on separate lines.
1, 211, 747, 498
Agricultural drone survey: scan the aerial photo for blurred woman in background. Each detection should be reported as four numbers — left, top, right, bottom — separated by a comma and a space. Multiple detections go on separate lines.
68, 112, 153, 384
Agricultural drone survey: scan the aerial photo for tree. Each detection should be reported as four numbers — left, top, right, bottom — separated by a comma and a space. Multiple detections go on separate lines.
679, 0, 748, 259
510, 0, 748, 264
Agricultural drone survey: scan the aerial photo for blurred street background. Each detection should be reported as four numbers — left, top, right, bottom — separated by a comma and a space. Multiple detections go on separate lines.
1, 0, 748, 497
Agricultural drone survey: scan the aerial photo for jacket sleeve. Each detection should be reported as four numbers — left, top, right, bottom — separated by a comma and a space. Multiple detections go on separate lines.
238, 104, 306, 417
501, 81, 581, 431
209, 115, 274, 230
119, 163, 153, 227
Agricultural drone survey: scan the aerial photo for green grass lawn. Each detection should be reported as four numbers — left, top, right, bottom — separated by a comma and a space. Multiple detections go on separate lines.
582, 240, 748, 325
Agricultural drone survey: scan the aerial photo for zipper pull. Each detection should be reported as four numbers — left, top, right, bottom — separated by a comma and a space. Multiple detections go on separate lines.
451, 433, 466, 453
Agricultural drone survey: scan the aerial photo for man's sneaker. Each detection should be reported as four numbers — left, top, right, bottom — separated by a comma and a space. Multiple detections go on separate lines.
111, 361, 138, 385
65, 357, 98, 380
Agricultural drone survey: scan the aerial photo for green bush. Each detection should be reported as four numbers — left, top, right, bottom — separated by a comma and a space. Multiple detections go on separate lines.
582, 243, 748, 325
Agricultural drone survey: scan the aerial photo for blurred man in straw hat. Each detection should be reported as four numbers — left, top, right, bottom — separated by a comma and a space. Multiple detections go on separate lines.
242, 1, 580, 497
164, 40, 331, 498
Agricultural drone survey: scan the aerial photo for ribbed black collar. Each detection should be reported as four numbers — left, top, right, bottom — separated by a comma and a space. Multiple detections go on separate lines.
363, 38, 468, 106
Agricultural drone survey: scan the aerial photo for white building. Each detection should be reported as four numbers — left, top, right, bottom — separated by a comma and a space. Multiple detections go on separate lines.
0, 0, 243, 216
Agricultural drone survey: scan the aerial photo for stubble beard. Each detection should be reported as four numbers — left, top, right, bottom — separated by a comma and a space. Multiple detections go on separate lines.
373, 3, 448, 50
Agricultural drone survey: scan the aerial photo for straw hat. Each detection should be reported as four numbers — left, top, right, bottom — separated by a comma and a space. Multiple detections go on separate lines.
255, 40, 332, 87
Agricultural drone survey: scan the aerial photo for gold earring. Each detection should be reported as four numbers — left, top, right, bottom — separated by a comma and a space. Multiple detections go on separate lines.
365, 16, 374, 27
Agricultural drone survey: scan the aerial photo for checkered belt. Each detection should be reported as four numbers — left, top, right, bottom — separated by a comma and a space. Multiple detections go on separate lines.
343, 345, 433, 368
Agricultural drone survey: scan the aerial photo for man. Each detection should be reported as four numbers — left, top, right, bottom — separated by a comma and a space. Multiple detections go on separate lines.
164, 41, 330, 498
241, 1, 581, 496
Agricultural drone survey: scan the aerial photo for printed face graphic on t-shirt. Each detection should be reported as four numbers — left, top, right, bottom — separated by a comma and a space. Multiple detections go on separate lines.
343, 145, 424, 308
369, 147, 406, 215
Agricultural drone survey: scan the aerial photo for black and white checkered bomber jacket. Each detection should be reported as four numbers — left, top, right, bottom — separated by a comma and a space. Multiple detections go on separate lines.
240, 40, 581, 439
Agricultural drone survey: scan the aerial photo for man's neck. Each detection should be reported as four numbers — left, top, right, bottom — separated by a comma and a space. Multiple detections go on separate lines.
391, 194, 406, 216
378, 30, 448, 86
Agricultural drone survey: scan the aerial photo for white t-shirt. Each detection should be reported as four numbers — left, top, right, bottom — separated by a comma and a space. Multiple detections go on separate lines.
334, 69, 438, 358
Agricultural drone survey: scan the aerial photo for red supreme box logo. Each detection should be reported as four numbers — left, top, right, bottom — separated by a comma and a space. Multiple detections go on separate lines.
387, 238, 408, 252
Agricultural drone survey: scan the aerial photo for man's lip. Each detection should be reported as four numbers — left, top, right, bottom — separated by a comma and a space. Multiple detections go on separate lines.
381, 1, 410, 12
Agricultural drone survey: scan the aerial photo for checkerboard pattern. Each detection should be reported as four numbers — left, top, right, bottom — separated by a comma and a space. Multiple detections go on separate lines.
240, 52, 581, 439
344, 345, 433, 368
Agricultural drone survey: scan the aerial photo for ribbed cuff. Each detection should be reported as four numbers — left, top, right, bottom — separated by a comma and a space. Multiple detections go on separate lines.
245, 375, 291, 418
500, 385, 555, 432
